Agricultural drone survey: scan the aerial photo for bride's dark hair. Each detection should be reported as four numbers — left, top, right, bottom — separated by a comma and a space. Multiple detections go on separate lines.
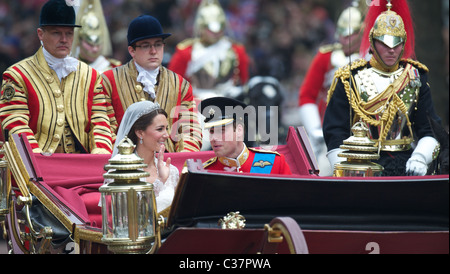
128, 108, 168, 145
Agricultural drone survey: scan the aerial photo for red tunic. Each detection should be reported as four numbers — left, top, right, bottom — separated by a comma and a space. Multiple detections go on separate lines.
204, 148, 292, 175
168, 39, 250, 86
298, 50, 333, 122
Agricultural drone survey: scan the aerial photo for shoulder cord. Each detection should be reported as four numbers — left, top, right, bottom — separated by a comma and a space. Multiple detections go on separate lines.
330, 61, 414, 148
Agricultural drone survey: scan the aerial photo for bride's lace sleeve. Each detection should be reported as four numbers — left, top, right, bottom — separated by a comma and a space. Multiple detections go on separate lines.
154, 164, 180, 212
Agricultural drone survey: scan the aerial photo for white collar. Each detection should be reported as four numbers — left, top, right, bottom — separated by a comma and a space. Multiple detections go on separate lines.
42, 46, 79, 81
135, 61, 160, 99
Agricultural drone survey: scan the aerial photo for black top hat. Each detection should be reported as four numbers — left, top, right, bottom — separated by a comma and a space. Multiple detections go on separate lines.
127, 15, 171, 46
39, 0, 81, 28
200, 97, 249, 129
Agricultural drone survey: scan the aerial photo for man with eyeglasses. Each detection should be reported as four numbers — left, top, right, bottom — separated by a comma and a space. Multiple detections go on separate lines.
0, 0, 113, 154
102, 15, 202, 152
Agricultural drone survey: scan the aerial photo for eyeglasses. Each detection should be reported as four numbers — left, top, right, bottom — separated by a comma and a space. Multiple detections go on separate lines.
135, 42, 165, 51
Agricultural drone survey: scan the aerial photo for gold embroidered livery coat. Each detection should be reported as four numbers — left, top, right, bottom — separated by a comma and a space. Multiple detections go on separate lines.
102, 61, 202, 152
0, 47, 113, 154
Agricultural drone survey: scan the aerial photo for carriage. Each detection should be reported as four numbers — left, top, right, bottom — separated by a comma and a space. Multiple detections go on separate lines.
0, 126, 448, 254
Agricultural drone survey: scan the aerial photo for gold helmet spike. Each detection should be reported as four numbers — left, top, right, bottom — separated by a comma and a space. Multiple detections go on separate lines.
72, 0, 112, 57
193, 0, 227, 37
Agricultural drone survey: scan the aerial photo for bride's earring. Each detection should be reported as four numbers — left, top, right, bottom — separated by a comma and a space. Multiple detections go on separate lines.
139, 137, 143, 144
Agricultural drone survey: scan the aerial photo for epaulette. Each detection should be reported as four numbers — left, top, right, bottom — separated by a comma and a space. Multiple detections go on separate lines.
249, 147, 280, 156
402, 59, 429, 73
176, 38, 196, 50
203, 157, 218, 168
334, 58, 368, 80
327, 58, 367, 105
319, 43, 341, 54
107, 58, 122, 67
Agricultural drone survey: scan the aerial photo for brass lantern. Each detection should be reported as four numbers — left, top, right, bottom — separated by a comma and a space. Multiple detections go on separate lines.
0, 142, 11, 220
333, 122, 384, 177
100, 137, 163, 254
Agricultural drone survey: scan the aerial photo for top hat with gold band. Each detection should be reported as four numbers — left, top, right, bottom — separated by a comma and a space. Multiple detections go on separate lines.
200, 97, 248, 129
39, 0, 81, 28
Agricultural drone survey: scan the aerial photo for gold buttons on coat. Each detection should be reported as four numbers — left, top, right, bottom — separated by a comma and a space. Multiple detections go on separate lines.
53, 134, 60, 142
54, 89, 62, 98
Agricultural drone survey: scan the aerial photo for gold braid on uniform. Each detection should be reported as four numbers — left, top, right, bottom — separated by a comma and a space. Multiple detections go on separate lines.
403, 58, 429, 73
327, 59, 415, 148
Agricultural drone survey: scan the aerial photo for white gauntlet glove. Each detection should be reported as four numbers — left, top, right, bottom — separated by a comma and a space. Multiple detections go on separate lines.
406, 136, 439, 176
326, 148, 346, 171
298, 104, 325, 155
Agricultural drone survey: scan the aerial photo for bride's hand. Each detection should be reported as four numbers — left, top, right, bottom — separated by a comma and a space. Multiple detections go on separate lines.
157, 144, 171, 183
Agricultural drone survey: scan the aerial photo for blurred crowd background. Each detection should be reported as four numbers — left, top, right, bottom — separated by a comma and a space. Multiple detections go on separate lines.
1, 0, 448, 133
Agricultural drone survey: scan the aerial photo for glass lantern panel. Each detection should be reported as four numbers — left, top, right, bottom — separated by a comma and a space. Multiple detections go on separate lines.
136, 190, 155, 237
0, 165, 7, 210
101, 192, 113, 237
111, 191, 129, 238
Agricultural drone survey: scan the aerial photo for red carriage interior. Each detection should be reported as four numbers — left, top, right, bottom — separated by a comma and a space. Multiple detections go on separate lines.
8, 126, 449, 254
15, 126, 317, 228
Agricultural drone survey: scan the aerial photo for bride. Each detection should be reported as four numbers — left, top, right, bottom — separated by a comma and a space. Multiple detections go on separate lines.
109, 100, 179, 214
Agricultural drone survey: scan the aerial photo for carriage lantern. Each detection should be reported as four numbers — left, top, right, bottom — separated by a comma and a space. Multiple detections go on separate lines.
333, 122, 384, 177
99, 137, 163, 254
0, 142, 11, 221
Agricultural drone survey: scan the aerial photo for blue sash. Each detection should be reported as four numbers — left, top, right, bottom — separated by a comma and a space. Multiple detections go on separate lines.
250, 153, 275, 174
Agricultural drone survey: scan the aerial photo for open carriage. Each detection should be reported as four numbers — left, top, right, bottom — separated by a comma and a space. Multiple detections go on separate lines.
0, 126, 448, 254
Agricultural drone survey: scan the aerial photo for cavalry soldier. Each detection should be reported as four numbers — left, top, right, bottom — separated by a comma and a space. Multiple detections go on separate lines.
71, 0, 121, 73
201, 97, 291, 175
169, 0, 250, 151
323, 0, 441, 176
102, 15, 202, 152
298, 3, 367, 175
168, 0, 250, 100
0, 0, 112, 154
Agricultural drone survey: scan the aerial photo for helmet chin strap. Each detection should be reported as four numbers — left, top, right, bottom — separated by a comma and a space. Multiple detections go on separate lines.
369, 39, 404, 72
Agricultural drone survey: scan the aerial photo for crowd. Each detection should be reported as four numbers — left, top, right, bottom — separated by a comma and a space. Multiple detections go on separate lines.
1, 0, 448, 134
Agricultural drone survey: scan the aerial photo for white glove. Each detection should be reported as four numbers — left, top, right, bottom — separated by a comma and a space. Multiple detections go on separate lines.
298, 104, 325, 154
326, 148, 346, 171
405, 154, 428, 176
406, 136, 439, 176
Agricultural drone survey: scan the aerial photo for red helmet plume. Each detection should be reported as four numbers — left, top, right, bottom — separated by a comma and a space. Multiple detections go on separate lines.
360, 0, 415, 59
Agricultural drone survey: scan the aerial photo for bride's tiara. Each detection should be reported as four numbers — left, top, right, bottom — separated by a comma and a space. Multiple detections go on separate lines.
136, 101, 161, 120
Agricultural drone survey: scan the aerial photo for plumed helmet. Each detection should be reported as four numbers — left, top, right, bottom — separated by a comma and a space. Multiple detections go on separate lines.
336, 6, 363, 38
360, 0, 415, 60
79, 2, 102, 45
72, 0, 113, 57
39, 0, 81, 28
194, 0, 227, 36
127, 15, 171, 46
370, 7, 407, 49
